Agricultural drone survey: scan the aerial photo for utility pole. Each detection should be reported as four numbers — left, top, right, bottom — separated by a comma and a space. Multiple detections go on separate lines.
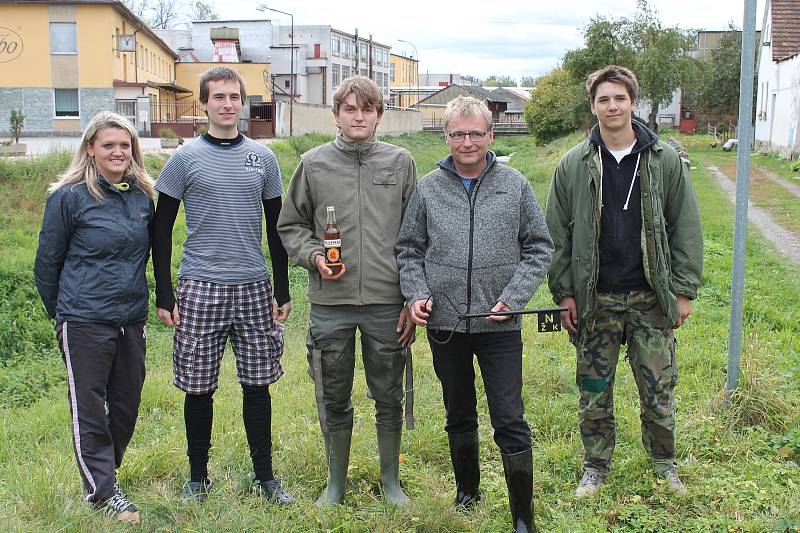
726, 0, 758, 398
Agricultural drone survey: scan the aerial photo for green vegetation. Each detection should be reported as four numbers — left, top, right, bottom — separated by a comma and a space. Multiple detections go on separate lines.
1, 132, 798, 531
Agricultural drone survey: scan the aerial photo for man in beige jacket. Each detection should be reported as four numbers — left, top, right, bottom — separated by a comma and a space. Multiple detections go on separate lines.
278, 76, 416, 506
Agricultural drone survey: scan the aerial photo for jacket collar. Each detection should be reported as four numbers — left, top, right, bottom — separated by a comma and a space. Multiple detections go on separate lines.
333, 131, 377, 157
437, 151, 497, 179
98, 174, 133, 194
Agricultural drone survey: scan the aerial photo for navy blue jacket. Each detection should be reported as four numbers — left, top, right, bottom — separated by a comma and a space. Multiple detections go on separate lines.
34, 177, 154, 326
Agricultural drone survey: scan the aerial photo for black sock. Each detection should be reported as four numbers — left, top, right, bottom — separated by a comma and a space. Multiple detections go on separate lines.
242, 384, 274, 482
184, 392, 214, 482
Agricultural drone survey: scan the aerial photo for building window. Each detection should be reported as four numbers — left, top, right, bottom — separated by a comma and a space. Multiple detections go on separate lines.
332, 64, 341, 87
360, 43, 367, 61
390, 63, 396, 83
50, 23, 77, 54
341, 40, 350, 59
54, 89, 79, 117
342, 65, 350, 79
361, 68, 368, 77
284, 79, 290, 89
331, 36, 340, 56
383, 50, 388, 67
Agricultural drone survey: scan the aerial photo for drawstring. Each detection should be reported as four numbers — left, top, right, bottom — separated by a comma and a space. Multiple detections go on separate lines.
623, 153, 641, 211
597, 146, 603, 214
597, 146, 640, 212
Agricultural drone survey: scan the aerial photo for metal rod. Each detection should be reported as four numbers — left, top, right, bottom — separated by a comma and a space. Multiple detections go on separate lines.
459, 307, 568, 319
726, 0, 758, 398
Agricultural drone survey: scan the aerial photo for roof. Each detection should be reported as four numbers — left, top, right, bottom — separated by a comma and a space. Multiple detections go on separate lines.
770, 0, 800, 61
0, 0, 178, 59
417, 84, 528, 113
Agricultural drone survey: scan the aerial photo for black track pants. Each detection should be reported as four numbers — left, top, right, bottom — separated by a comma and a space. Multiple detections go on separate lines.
57, 321, 146, 504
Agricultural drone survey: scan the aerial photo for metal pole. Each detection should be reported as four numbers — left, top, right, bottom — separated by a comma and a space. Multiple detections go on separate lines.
289, 12, 293, 137
257, 5, 293, 136
726, 0, 758, 398
398, 39, 419, 108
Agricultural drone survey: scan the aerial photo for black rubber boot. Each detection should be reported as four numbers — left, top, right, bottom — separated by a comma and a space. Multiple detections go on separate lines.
448, 430, 481, 508
377, 430, 410, 505
502, 448, 535, 532
316, 429, 352, 506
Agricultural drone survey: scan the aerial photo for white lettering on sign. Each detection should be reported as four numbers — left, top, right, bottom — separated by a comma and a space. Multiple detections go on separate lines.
0, 27, 23, 63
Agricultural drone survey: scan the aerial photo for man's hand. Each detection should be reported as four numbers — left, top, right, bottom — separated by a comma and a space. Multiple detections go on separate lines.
674, 295, 692, 328
396, 306, 416, 347
314, 254, 346, 281
559, 297, 578, 335
272, 299, 293, 322
487, 301, 512, 321
409, 298, 433, 327
157, 304, 180, 327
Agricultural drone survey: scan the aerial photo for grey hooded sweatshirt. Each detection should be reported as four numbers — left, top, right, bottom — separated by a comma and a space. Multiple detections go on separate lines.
396, 152, 553, 333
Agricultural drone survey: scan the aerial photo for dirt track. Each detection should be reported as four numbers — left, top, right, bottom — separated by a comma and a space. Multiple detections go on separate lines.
708, 165, 800, 264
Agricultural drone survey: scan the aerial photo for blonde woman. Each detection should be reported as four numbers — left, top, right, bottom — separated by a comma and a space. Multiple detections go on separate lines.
34, 112, 155, 525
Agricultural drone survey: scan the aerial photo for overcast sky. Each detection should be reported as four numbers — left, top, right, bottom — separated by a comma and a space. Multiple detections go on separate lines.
215, 0, 767, 82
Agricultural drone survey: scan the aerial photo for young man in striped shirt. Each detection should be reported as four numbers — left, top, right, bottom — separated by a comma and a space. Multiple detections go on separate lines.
152, 67, 293, 504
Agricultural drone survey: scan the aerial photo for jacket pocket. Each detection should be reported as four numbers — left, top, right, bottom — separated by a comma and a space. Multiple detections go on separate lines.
173, 330, 197, 376
372, 170, 397, 185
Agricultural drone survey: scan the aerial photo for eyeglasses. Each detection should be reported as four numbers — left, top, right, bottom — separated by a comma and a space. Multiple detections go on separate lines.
446, 130, 489, 143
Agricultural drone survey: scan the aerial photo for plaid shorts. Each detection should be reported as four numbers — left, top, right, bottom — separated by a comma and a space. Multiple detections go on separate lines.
172, 278, 285, 394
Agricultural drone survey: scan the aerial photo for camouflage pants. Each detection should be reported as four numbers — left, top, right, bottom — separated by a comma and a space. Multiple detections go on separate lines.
577, 290, 678, 474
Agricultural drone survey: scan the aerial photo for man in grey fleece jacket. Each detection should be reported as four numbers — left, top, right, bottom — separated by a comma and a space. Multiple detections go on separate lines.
396, 96, 552, 533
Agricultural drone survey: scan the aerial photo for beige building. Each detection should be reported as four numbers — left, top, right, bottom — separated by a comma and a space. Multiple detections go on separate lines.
389, 53, 419, 108
0, 0, 181, 135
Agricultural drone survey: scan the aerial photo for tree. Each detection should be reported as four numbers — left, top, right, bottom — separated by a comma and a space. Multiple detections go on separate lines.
149, 0, 183, 29
121, 0, 149, 20
519, 76, 538, 88
484, 75, 517, 87
563, 0, 691, 130
524, 68, 582, 145
190, 0, 218, 21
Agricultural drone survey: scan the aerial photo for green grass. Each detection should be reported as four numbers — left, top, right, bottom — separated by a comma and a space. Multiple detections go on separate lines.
1, 132, 799, 531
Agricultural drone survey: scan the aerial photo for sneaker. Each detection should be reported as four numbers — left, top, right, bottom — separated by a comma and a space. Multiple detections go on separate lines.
180, 478, 213, 503
660, 468, 688, 496
100, 491, 140, 525
252, 478, 294, 505
575, 470, 604, 498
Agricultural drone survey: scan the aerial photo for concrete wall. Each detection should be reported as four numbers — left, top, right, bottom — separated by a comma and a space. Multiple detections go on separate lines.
274, 101, 422, 137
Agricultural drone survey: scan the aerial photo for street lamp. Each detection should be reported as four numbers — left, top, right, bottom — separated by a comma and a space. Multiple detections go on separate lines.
397, 39, 419, 109
257, 4, 293, 136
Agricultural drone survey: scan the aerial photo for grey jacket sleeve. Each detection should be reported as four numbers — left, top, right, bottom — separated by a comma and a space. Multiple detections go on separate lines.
34, 189, 74, 319
276, 159, 324, 271
498, 179, 554, 310
396, 187, 431, 305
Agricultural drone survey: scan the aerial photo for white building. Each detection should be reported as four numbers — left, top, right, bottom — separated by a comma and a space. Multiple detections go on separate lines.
158, 21, 392, 107
754, 0, 800, 158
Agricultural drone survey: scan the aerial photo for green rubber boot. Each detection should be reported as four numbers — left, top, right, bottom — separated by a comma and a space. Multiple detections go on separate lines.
377, 430, 410, 505
316, 430, 352, 507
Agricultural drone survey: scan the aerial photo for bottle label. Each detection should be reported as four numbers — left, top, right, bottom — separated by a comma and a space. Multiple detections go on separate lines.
324, 239, 341, 247
326, 248, 341, 264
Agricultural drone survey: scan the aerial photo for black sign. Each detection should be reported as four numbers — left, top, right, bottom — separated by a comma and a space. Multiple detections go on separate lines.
537, 310, 561, 332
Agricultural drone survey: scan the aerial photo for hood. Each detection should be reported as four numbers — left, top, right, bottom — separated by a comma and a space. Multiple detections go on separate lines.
589, 120, 657, 156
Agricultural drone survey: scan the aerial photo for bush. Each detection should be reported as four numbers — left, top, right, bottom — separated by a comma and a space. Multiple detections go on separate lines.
10, 109, 25, 144
524, 68, 582, 145
158, 127, 178, 139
